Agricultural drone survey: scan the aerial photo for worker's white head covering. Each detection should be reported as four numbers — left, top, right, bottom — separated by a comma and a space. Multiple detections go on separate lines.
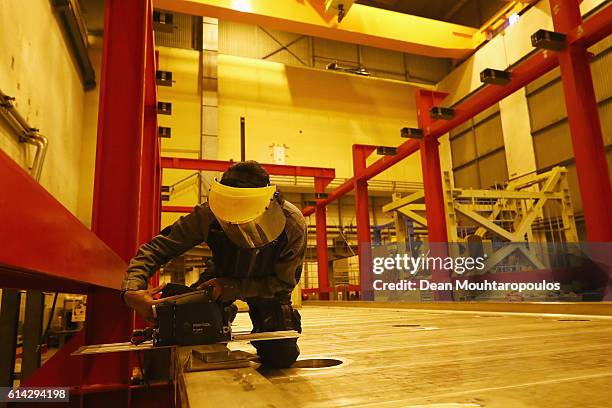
208, 180, 286, 248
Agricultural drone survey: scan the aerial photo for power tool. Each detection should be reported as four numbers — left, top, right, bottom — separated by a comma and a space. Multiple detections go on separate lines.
72, 283, 299, 356
131, 284, 231, 346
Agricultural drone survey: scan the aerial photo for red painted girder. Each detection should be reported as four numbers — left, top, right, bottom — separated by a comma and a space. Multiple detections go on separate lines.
425, 50, 559, 140
139, 7, 160, 246
92, 0, 149, 262
160, 157, 335, 179
551, 0, 612, 242
566, 1, 612, 47
0, 148, 126, 291
161, 206, 195, 213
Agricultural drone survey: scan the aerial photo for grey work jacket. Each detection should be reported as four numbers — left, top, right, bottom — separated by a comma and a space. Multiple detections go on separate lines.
121, 200, 307, 302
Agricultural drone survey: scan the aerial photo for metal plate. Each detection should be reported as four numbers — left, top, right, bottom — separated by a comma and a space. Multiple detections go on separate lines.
71, 341, 172, 355
71, 330, 300, 355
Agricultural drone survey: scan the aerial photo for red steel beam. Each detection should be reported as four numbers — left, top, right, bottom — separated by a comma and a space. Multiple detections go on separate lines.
314, 177, 333, 300
0, 148, 127, 292
353, 145, 377, 300
139, 9, 159, 247
302, 139, 422, 216
86, 0, 153, 392
161, 156, 335, 179
303, 3, 611, 218
551, 0, 612, 242
162, 205, 195, 213
161, 157, 232, 172
302, 176, 358, 216
142, 14, 161, 291
424, 2, 611, 140
425, 50, 559, 140
567, 1, 612, 47
416, 90, 449, 245
92, 0, 149, 261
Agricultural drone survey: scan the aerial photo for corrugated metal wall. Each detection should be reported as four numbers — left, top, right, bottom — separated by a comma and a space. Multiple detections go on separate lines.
450, 104, 507, 189
217, 20, 452, 84
154, 10, 201, 50
526, 35, 612, 215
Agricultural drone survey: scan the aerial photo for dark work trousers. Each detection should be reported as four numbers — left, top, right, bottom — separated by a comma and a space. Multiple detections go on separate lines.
225, 295, 301, 368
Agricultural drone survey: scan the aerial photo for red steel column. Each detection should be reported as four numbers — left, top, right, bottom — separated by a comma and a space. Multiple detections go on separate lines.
353, 145, 376, 300
417, 90, 453, 299
153, 52, 162, 236
417, 90, 450, 244
140, 10, 159, 247
314, 177, 332, 300
87, 0, 151, 392
550, 0, 612, 242
142, 14, 160, 288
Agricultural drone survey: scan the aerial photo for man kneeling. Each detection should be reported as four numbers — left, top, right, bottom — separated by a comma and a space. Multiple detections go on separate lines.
121, 161, 306, 368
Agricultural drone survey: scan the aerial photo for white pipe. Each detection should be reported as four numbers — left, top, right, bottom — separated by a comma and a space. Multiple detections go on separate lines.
0, 89, 49, 181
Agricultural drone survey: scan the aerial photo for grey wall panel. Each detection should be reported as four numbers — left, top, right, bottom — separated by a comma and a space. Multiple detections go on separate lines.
360, 45, 405, 75
528, 80, 567, 132
591, 47, 612, 102
155, 12, 198, 50
526, 67, 561, 94
474, 103, 500, 124
313, 37, 359, 63
478, 150, 508, 189
219, 21, 311, 65
218, 20, 259, 58
450, 119, 472, 137
451, 131, 477, 167
533, 121, 573, 170
474, 115, 504, 156
217, 20, 451, 83
588, 33, 612, 57
600, 99, 612, 146
454, 163, 480, 189
405, 54, 452, 84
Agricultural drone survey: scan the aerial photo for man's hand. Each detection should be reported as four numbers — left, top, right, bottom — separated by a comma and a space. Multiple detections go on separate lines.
197, 278, 222, 300
123, 284, 166, 321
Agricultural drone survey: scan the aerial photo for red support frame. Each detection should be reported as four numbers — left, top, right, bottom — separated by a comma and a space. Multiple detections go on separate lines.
550, 0, 612, 242
314, 177, 333, 300
0, 150, 127, 293
416, 90, 453, 299
83, 0, 151, 396
140, 17, 160, 248
86, 0, 153, 394
416, 90, 449, 244
84, 0, 165, 403
160, 156, 335, 179
352, 145, 377, 300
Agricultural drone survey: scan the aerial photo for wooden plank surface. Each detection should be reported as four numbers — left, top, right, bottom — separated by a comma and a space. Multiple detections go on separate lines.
183, 306, 612, 407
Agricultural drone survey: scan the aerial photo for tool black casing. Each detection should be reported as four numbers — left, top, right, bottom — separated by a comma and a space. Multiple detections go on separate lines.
153, 290, 231, 346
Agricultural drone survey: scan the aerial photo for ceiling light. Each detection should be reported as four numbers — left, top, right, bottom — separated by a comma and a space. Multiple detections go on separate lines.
508, 13, 520, 26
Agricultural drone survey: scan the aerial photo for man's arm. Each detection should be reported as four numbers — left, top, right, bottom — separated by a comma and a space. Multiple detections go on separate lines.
122, 205, 211, 294
215, 210, 307, 301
